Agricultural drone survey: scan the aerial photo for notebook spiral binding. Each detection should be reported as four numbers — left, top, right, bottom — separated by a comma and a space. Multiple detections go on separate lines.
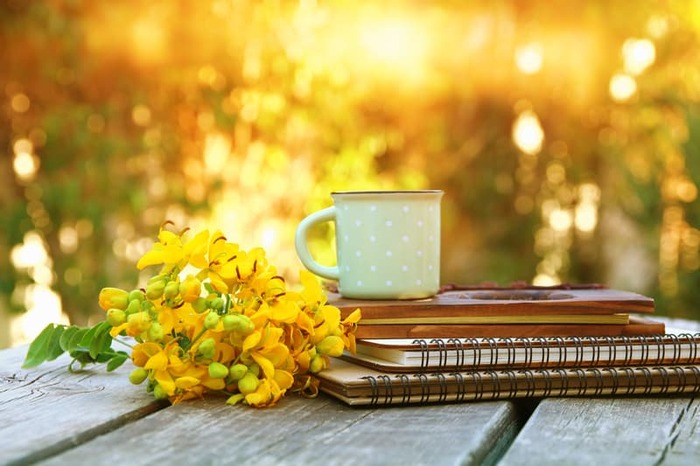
360, 365, 700, 406
406, 333, 700, 373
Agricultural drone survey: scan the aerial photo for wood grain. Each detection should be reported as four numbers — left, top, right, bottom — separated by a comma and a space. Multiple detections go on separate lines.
0, 345, 165, 465
498, 396, 700, 465
352, 316, 665, 339
332, 289, 656, 319
39, 394, 523, 466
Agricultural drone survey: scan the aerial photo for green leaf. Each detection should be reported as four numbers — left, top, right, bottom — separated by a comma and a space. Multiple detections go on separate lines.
59, 326, 81, 352
66, 327, 89, 353
22, 324, 56, 368
106, 353, 128, 372
89, 322, 112, 359
44, 325, 67, 362
79, 323, 100, 348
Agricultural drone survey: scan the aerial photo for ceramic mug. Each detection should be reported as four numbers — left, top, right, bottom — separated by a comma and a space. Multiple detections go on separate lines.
295, 190, 443, 299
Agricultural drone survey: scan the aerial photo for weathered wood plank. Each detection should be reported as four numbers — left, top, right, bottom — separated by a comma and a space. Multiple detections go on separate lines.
0, 345, 165, 465
498, 396, 700, 465
39, 394, 523, 466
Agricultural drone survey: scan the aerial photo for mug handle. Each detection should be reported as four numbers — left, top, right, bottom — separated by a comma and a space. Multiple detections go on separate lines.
294, 206, 340, 280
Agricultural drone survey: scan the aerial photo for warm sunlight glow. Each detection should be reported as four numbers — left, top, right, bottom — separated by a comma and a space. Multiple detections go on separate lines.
12, 138, 39, 182
574, 183, 600, 234
204, 132, 232, 175
623, 38, 656, 75
609, 73, 637, 102
515, 42, 543, 75
512, 110, 544, 155
359, 17, 429, 78
130, 16, 167, 64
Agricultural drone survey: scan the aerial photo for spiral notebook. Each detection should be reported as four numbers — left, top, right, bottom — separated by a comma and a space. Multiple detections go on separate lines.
318, 358, 700, 406
346, 333, 700, 373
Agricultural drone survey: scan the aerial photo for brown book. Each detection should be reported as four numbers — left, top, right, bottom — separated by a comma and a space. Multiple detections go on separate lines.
332, 288, 655, 320
330, 287, 659, 339
351, 316, 665, 339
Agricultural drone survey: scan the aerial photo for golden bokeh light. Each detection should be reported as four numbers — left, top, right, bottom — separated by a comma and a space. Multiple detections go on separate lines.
4, 1, 700, 347
623, 38, 656, 75
609, 73, 638, 102
512, 110, 545, 155
515, 42, 543, 75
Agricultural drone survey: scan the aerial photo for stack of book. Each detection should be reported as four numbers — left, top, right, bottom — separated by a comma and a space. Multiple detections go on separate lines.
317, 286, 700, 406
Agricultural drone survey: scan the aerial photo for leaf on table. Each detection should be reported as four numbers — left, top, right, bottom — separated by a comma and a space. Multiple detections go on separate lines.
44, 324, 67, 361
22, 324, 57, 368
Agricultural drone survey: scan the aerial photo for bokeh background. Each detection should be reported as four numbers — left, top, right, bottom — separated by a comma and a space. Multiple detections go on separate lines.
2, 0, 700, 348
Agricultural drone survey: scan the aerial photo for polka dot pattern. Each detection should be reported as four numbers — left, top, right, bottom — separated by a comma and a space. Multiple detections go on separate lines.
333, 193, 442, 299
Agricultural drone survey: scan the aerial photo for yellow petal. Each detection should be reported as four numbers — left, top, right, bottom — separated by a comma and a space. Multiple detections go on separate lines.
154, 370, 176, 396
242, 331, 262, 353
252, 352, 276, 380
183, 229, 209, 268
245, 380, 272, 407
269, 301, 299, 324
145, 351, 169, 371
274, 369, 294, 391
136, 246, 165, 270
175, 376, 201, 390
202, 378, 226, 390
342, 308, 362, 324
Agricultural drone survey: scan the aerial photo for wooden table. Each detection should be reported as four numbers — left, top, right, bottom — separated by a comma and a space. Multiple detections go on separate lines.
2, 325, 700, 466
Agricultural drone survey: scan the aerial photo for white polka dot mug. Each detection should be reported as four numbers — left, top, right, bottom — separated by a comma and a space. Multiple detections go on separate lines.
295, 190, 443, 299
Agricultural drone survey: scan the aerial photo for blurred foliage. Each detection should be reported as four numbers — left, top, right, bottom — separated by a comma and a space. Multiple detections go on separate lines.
2, 0, 700, 345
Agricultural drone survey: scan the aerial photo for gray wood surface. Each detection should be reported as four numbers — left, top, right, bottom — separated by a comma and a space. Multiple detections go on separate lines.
498, 396, 700, 466
0, 345, 164, 465
38, 394, 522, 466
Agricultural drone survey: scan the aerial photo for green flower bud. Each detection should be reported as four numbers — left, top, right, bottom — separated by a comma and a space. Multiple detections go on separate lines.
222, 314, 239, 331
192, 297, 208, 314
204, 311, 220, 330
237, 372, 260, 395
208, 362, 229, 379
129, 368, 148, 385
153, 384, 169, 400
163, 281, 180, 300
316, 335, 345, 357
247, 362, 260, 377
148, 322, 164, 341
140, 300, 155, 313
309, 354, 325, 373
106, 308, 126, 327
222, 314, 255, 335
210, 297, 224, 311
228, 363, 248, 381
146, 280, 166, 300
197, 337, 216, 359
125, 299, 142, 316
147, 274, 165, 285
128, 289, 145, 303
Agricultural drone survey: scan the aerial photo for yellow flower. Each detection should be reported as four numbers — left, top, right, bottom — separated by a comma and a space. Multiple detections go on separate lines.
179, 274, 202, 302
101, 225, 361, 408
98, 287, 129, 311
137, 227, 210, 273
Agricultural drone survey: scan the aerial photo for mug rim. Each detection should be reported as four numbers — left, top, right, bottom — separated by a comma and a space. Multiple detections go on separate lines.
331, 190, 443, 195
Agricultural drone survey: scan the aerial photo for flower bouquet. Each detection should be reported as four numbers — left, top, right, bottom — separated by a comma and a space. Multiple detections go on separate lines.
23, 225, 361, 408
